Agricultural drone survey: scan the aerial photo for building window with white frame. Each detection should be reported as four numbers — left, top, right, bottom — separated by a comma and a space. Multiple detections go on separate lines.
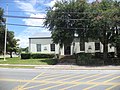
36, 44, 41, 52
95, 42, 100, 50
80, 42, 85, 51
50, 44, 55, 51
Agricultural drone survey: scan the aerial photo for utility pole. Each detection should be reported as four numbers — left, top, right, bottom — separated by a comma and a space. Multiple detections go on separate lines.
4, 4, 8, 61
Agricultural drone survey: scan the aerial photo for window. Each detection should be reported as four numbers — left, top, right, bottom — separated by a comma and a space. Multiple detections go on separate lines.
36, 44, 41, 52
80, 42, 85, 51
95, 43, 100, 50
50, 44, 55, 51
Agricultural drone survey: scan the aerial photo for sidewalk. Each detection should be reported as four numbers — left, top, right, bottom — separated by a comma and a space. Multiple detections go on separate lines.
0, 64, 120, 70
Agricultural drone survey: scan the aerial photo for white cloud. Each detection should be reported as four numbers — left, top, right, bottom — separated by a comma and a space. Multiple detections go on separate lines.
14, 0, 51, 47
45, 0, 57, 7
22, 13, 46, 26
16, 27, 51, 48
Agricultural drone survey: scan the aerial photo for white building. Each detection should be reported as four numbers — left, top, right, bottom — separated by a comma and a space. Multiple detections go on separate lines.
29, 37, 115, 55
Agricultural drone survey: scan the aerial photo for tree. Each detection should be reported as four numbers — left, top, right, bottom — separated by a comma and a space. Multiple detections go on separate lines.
0, 7, 19, 58
109, 1, 120, 57
44, 0, 89, 51
0, 8, 5, 54
89, 0, 119, 61
7, 31, 19, 58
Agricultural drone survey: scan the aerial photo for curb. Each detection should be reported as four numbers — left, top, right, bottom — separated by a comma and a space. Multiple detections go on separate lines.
0, 64, 120, 70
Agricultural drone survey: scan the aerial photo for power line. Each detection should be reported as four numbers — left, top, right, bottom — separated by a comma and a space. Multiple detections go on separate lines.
7, 23, 44, 27
5, 10, 101, 14
5, 10, 46, 13
4, 15, 89, 20
6, 23, 88, 30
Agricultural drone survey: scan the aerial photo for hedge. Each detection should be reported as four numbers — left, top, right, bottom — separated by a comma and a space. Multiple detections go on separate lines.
21, 53, 55, 59
75, 53, 104, 66
31, 53, 55, 59
21, 53, 31, 59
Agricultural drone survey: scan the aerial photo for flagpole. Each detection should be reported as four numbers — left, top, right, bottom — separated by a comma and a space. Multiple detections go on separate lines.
4, 4, 8, 61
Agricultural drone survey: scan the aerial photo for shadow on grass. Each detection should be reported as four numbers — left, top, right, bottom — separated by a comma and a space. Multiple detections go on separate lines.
40, 58, 58, 65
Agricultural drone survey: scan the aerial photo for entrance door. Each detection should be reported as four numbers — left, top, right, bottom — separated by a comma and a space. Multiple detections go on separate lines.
64, 45, 71, 55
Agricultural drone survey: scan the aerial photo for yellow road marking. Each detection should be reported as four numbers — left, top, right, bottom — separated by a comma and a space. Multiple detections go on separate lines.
106, 85, 118, 90
87, 74, 114, 82
35, 73, 65, 80
22, 72, 68, 88
39, 73, 75, 81
58, 74, 88, 82
59, 74, 103, 90
25, 74, 87, 90
24, 83, 48, 90
83, 75, 120, 90
104, 76, 120, 83
12, 85, 25, 90
61, 74, 114, 90
83, 84, 98, 90
59, 84, 80, 90
40, 83, 66, 90
40, 74, 88, 90
24, 73, 72, 89
42, 74, 102, 90
0, 78, 120, 85
71, 74, 101, 82
22, 72, 44, 88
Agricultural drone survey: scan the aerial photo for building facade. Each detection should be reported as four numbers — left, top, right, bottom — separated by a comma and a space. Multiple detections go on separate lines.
29, 37, 115, 55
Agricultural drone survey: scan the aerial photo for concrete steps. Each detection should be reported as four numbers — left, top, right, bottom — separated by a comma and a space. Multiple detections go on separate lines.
59, 55, 76, 63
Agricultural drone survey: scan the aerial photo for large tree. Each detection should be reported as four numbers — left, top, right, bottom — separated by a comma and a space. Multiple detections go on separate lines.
89, 0, 120, 60
0, 8, 5, 54
44, 0, 89, 50
109, 1, 120, 57
0, 7, 19, 58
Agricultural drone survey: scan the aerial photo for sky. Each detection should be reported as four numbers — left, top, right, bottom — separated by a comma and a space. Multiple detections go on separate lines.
0, 0, 95, 48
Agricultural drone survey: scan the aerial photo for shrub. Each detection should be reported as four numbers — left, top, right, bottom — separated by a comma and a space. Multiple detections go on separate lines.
107, 52, 115, 58
31, 53, 55, 59
76, 53, 104, 66
21, 53, 31, 59
117, 52, 120, 58
95, 52, 101, 58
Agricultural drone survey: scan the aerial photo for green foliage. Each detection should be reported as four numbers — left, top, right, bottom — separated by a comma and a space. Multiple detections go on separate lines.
0, 7, 19, 57
44, 0, 89, 48
76, 53, 104, 65
31, 53, 55, 59
21, 53, 55, 59
21, 53, 31, 59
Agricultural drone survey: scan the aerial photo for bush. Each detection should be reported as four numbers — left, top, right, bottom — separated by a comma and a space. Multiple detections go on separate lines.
117, 52, 120, 58
76, 53, 104, 66
21, 53, 31, 59
31, 53, 55, 59
105, 58, 120, 65
107, 52, 115, 58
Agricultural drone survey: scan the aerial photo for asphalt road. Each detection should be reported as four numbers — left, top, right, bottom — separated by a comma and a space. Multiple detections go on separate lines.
0, 68, 120, 90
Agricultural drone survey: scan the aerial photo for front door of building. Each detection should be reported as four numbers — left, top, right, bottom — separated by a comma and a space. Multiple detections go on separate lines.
64, 45, 71, 55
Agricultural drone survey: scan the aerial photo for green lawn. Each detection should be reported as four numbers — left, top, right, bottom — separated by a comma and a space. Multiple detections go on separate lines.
0, 66, 34, 68
0, 57, 57, 65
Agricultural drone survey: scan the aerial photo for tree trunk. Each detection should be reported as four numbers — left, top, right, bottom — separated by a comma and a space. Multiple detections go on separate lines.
103, 42, 108, 60
10, 51, 12, 58
115, 26, 120, 57
103, 22, 108, 62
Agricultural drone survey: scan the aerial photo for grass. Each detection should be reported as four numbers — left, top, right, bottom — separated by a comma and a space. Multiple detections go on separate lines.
0, 57, 57, 65
0, 66, 34, 68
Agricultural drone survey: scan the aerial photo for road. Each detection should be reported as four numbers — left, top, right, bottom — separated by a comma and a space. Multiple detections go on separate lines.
0, 68, 120, 90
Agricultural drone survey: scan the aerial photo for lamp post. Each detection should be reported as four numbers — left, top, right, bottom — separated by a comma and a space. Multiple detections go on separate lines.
4, 4, 8, 61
